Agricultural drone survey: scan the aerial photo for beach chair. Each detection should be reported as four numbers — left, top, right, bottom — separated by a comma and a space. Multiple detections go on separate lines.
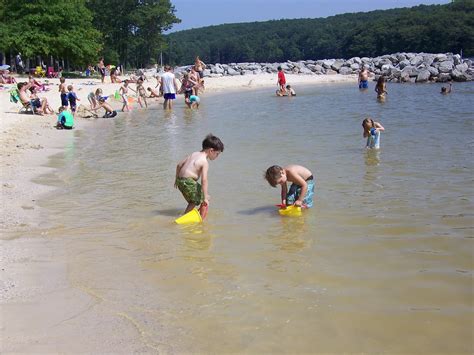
47, 66, 58, 78
35, 66, 46, 77
9, 88, 34, 114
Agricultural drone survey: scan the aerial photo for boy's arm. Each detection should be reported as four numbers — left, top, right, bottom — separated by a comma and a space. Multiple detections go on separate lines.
174, 159, 185, 188
280, 182, 287, 205
293, 175, 307, 207
375, 122, 385, 131
200, 161, 210, 205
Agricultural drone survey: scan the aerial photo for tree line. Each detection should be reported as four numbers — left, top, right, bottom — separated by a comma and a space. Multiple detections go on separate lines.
0, 0, 180, 71
166, 0, 473, 66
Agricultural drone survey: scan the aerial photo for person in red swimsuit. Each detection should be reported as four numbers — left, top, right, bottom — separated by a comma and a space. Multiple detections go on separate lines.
277, 66, 287, 95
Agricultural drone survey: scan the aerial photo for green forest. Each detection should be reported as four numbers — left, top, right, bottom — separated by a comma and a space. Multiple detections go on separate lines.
0, 0, 472, 69
166, 0, 474, 65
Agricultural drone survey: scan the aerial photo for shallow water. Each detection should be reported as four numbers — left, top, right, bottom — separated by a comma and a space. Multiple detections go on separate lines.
35, 82, 472, 352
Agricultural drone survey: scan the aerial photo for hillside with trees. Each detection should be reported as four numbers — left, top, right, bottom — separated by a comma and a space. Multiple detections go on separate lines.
165, 0, 473, 65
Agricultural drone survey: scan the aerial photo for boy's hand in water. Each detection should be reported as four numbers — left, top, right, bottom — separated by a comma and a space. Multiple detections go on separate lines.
294, 200, 302, 207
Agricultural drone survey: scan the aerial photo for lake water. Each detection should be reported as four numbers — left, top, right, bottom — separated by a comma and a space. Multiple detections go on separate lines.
33, 82, 473, 353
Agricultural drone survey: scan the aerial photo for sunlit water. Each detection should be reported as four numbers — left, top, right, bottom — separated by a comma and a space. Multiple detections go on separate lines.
32, 82, 473, 352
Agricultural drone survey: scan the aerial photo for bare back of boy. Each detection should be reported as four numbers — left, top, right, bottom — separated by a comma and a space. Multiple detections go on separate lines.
178, 151, 208, 180
284, 164, 312, 184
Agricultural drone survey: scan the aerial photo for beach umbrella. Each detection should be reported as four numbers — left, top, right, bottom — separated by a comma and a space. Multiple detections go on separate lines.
0, 64, 10, 70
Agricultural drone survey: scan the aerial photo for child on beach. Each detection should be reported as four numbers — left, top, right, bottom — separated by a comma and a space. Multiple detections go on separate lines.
59, 77, 68, 109
358, 66, 370, 89
277, 66, 287, 95
185, 94, 200, 109
55, 106, 74, 130
264, 164, 315, 208
375, 76, 387, 100
87, 88, 102, 110
147, 87, 160, 99
91, 97, 117, 118
136, 78, 148, 108
119, 80, 136, 111
67, 85, 80, 113
174, 134, 224, 219
441, 82, 452, 94
362, 117, 385, 149
161, 65, 179, 110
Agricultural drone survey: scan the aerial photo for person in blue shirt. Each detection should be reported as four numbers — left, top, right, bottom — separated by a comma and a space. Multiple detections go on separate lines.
67, 85, 80, 113
55, 107, 74, 130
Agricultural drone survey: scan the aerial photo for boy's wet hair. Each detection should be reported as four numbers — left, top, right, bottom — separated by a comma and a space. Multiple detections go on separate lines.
60, 77, 65, 83
265, 165, 283, 187
441, 87, 447, 93
67, 85, 73, 91
202, 134, 224, 152
286, 85, 291, 89
277, 66, 282, 71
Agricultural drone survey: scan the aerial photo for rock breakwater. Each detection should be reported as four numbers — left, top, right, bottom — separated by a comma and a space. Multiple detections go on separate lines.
195, 53, 473, 83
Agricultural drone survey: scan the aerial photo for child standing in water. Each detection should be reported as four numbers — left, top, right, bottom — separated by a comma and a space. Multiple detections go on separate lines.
175, 134, 224, 219
136, 78, 148, 108
375, 76, 388, 100
362, 117, 385, 149
264, 165, 315, 208
277, 66, 287, 95
119, 80, 136, 111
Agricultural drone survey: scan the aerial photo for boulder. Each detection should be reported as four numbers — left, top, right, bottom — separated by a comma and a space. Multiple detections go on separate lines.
326, 69, 337, 75
410, 55, 424, 67
299, 67, 314, 75
453, 54, 462, 65
339, 67, 353, 75
331, 59, 345, 71
350, 57, 362, 64
436, 73, 451, 82
399, 60, 411, 69
226, 67, 240, 76
451, 69, 471, 82
435, 53, 448, 62
361, 57, 371, 64
438, 61, 454, 73
322, 59, 335, 69
455, 63, 468, 72
350, 63, 360, 70
416, 69, 431, 82
428, 66, 439, 77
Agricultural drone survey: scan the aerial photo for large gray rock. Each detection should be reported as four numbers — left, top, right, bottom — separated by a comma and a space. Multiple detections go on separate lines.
399, 60, 411, 69
451, 69, 471, 82
226, 67, 240, 76
455, 63, 468, 72
299, 67, 314, 75
410, 55, 424, 67
435, 53, 448, 62
389, 67, 402, 78
339, 67, 353, 75
453, 54, 462, 65
350, 63, 360, 70
322, 59, 335, 69
436, 73, 451, 82
361, 57, 371, 64
438, 61, 454, 73
416, 69, 431, 82
331, 59, 345, 71
428, 66, 439, 77
396, 53, 407, 62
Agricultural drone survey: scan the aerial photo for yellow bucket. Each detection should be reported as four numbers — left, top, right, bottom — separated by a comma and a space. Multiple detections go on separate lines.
278, 205, 302, 217
175, 208, 202, 224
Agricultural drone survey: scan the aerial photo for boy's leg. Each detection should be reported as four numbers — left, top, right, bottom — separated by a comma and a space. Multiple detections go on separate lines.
184, 202, 195, 214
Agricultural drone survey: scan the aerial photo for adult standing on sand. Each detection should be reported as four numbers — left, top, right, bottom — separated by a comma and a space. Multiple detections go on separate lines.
98, 57, 106, 84
160, 65, 179, 110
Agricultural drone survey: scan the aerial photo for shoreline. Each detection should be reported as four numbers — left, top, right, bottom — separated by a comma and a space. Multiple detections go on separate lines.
0, 73, 355, 232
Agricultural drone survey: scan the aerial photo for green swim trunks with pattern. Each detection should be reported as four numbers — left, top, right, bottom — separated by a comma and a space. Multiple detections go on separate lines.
176, 177, 204, 205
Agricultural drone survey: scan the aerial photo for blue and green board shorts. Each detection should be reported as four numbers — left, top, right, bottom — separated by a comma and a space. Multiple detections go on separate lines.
286, 178, 315, 208
176, 177, 204, 205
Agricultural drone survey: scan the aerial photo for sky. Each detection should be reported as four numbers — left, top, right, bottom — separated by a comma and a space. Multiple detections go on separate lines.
167, 0, 450, 33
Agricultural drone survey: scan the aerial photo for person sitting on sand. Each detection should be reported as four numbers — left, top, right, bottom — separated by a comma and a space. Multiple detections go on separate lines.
91, 97, 117, 118
17, 82, 53, 115
441, 82, 452, 94
147, 87, 160, 99
55, 106, 74, 130
264, 164, 315, 208
28, 75, 48, 92
1, 70, 17, 84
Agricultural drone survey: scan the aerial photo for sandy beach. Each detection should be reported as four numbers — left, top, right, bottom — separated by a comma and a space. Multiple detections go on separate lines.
0, 72, 356, 352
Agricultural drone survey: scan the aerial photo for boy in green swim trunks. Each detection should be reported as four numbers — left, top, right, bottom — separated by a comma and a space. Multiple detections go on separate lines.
174, 134, 224, 218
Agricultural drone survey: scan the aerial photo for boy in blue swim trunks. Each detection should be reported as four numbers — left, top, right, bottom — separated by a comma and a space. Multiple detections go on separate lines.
358, 66, 370, 90
59, 77, 68, 109
175, 134, 224, 219
265, 164, 315, 208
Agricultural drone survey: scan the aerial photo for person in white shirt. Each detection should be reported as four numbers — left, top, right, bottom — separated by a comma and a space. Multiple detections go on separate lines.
160, 65, 179, 110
